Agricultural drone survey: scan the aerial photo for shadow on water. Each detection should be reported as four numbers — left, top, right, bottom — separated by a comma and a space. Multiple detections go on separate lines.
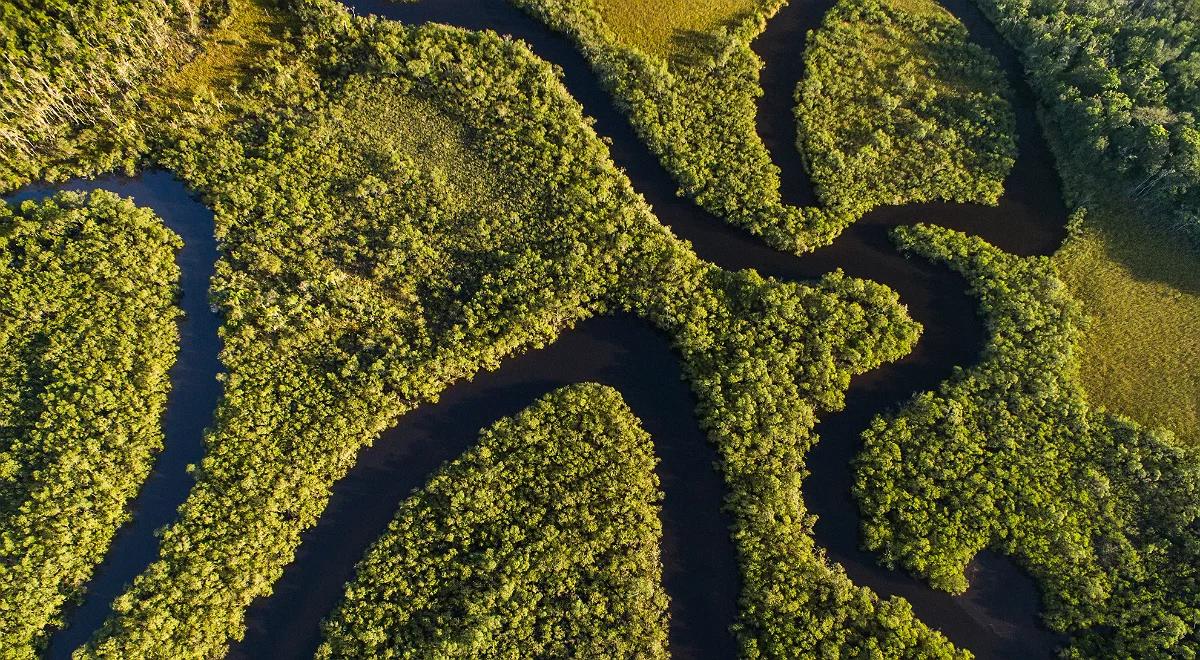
4, 171, 224, 659
229, 316, 739, 659
9, 0, 1075, 655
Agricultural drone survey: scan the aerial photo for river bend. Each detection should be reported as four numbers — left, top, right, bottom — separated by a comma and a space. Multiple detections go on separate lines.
6, 172, 224, 658
7, 0, 1072, 656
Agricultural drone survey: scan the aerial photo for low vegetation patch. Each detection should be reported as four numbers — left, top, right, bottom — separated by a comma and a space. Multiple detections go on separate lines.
1054, 204, 1200, 447
150, 0, 294, 124
0, 191, 180, 657
591, 0, 756, 58
855, 224, 1200, 657
318, 384, 669, 658
796, 0, 1015, 208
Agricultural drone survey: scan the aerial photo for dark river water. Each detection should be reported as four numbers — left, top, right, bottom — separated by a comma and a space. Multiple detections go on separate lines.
5, 172, 224, 658
8, 0, 1071, 657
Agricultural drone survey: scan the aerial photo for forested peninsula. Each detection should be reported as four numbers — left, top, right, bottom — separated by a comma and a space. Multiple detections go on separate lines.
0, 192, 180, 656
0, 0, 1196, 657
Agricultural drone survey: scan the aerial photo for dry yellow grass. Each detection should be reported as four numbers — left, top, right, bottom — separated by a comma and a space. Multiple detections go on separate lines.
1055, 206, 1200, 446
590, 0, 759, 57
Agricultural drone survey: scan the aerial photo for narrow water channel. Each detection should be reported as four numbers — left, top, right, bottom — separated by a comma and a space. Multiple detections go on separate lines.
230, 316, 739, 659
759, 0, 1070, 657
318, 0, 1069, 657
4, 172, 224, 659
7, 0, 1074, 656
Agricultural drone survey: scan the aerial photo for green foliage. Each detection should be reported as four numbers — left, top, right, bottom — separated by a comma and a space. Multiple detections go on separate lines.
980, 0, 1200, 449
629, 266, 962, 659
0, 0, 227, 190
855, 224, 1200, 656
151, 0, 294, 123
3, 0, 1187, 656
509, 0, 863, 254
975, 0, 1200, 242
1054, 204, 1200, 446
796, 0, 1015, 207
590, 0, 757, 57
317, 384, 669, 658
80, 23, 615, 657
0, 191, 180, 658
63, 2, 959, 655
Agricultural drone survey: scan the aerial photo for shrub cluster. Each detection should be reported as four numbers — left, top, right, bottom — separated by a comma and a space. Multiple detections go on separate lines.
796, 0, 1015, 208
0, 191, 180, 658
318, 384, 669, 658
855, 224, 1200, 656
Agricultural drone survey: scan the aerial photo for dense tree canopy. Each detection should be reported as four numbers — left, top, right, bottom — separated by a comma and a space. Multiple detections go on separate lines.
797, 0, 1015, 208
855, 224, 1200, 657
318, 384, 669, 659
14, 0, 1195, 657
63, 1, 958, 655
977, 0, 1200, 241
0, 191, 180, 657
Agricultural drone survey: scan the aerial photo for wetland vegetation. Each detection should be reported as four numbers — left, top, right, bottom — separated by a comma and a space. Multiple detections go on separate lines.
975, 0, 1200, 242
316, 384, 670, 658
0, 0, 224, 188
968, 0, 1200, 445
33, 2, 943, 655
856, 224, 1200, 656
796, 0, 1016, 208
0, 192, 180, 657
0, 0, 1197, 657
510, 0, 850, 253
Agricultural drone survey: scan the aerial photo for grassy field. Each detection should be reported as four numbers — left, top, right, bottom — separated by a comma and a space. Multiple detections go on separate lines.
1054, 207, 1200, 446
151, 0, 292, 124
884, 0, 952, 16
591, 0, 758, 57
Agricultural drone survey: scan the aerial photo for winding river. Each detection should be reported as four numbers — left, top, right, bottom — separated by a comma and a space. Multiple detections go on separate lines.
5, 172, 224, 658
7, 0, 1071, 657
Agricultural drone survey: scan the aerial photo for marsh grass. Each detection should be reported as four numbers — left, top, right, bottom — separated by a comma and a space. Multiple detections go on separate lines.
590, 0, 758, 58
333, 80, 523, 216
151, 0, 293, 120
1055, 205, 1200, 445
